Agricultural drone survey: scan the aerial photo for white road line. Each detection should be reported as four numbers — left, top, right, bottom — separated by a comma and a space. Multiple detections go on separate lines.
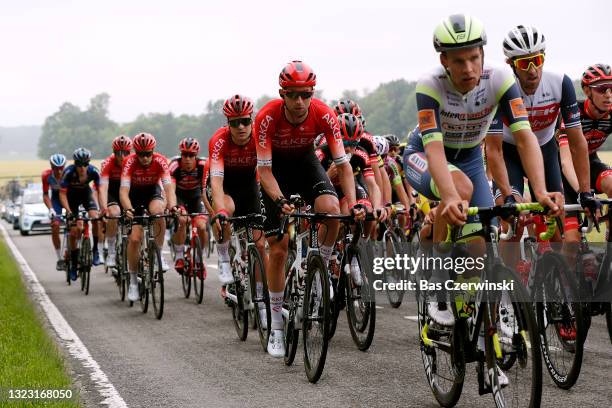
1, 224, 128, 408
207, 263, 218, 269
404, 315, 418, 321
375, 305, 384, 309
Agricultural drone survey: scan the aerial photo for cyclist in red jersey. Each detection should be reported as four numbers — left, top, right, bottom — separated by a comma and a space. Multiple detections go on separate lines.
99, 135, 132, 268
169, 137, 209, 275
255, 61, 364, 358
209, 95, 268, 316
42, 154, 67, 270
120, 132, 178, 301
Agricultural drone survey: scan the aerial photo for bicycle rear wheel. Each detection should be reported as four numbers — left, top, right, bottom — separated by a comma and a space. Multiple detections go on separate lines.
249, 245, 270, 351
192, 237, 205, 305
302, 254, 330, 383
182, 247, 192, 299
149, 242, 165, 320
119, 239, 127, 302
383, 230, 405, 308
492, 265, 542, 408
534, 252, 584, 389
283, 267, 299, 366
345, 247, 376, 351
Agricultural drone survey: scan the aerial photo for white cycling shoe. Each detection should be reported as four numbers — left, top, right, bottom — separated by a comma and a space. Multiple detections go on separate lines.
128, 283, 139, 301
427, 302, 455, 327
106, 253, 116, 268
160, 256, 170, 272
349, 257, 363, 286
485, 365, 509, 388
267, 329, 285, 358
218, 261, 234, 285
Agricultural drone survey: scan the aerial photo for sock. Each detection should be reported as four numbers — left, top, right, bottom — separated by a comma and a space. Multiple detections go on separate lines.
107, 237, 116, 254
174, 244, 184, 260
256, 282, 263, 298
55, 248, 61, 260
320, 244, 333, 265
97, 242, 104, 255
129, 272, 138, 285
217, 241, 230, 262
71, 250, 78, 268
270, 291, 284, 331
93, 236, 99, 252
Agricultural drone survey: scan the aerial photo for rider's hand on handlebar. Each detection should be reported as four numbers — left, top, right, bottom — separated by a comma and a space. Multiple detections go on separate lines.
374, 206, 387, 222
534, 191, 563, 217
578, 190, 602, 231
350, 202, 366, 221
440, 196, 468, 226
275, 196, 294, 216
124, 208, 135, 221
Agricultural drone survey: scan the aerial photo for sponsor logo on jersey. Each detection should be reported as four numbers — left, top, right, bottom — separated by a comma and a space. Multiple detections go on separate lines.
407, 152, 428, 173
258, 115, 273, 148
510, 98, 528, 119
418, 109, 438, 132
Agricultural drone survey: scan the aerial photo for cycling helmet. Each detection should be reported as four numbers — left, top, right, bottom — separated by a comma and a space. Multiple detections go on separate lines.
179, 137, 200, 154
338, 113, 364, 145
334, 99, 362, 117
385, 134, 400, 147
73, 148, 91, 165
132, 133, 157, 152
112, 135, 132, 152
49, 153, 66, 168
223, 94, 254, 118
582, 64, 612, 87
359, 114, 367, 130
433, 14, 487, 52
279, 60, 317, 88
503, 25, 546, 58
373, 135, 389, 156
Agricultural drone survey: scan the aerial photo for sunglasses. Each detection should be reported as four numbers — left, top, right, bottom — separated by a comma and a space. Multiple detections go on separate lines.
137, 151, 153, 158
228, 117, 252, 128
513, 53, 545, 71
76, 162, 89, 167
181, 152, 197, 158
282, 91, 314, 100
114, 150, 130, 156
589, 83, 612, 94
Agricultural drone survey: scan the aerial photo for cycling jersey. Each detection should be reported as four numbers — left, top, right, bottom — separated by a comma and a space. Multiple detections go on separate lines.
60, 164, 100, 213
416, 65, 530, 149
42, 168, 62, 199
255, 98, 347, 166
560, 99, 612, 155
384, 156, 403, 187
489, 71, 581, 146
100, 154, 123, 206
120, 153, 171, 188
169, 156, 207, 193
359, 132, 379, 166
316, 144, 374, 184
209, 126, 258, 178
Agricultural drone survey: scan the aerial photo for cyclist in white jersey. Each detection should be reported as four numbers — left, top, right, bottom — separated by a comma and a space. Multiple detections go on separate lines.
402, 14, 562, 327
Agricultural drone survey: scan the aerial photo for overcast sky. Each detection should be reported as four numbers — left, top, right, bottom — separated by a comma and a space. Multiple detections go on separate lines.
1, 0, 610, 126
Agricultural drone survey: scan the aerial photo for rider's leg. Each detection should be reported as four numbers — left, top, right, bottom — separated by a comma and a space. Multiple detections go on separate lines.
106, 204, 120, 255
149, 199, 166, 249
313, 194, 340, 264
172, 211, 188, 260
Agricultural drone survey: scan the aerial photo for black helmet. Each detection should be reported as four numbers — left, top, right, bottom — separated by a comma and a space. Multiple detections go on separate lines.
73, 147, 92, 165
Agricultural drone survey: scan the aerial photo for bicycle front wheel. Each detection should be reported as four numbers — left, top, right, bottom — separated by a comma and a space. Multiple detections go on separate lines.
80, 239, 92, 295
492, 265, 542, 408
249, 245, 270, 352
383, 230, 405, 308
534, 252, 584, 389
181, 247, 192, 299
149, 242, 164, 320
192, 237, 205, 305
345, 247, 376, 351
302, 254, 330, 383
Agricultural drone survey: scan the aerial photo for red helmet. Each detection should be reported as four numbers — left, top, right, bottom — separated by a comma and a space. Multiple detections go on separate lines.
112, 135, 132, 152
334, 99, 362, 117
179, 137, 200, 154
279, 60, 317, 88
582, 64, 612, 86
132, 133, 156, 152
338, 113, 364, 144
223, 94, 254, 118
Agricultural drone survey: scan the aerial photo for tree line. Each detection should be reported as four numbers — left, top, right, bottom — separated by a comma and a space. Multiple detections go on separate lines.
36, 78, 600, 160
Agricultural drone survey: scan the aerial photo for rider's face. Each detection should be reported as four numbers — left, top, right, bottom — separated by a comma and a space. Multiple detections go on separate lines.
280, 86, 313, 118
440, 47, 483, 94
508, 53, 544, 94
584, 81, 612, 112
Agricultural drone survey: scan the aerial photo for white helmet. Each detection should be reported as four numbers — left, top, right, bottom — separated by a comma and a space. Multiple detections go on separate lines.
373, 135, 389, 156
503, 25, 546, 58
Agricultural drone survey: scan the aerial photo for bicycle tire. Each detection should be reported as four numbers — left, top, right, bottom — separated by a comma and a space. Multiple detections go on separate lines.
283, 267, 299, 366
230, 276, 248, 341
534, 251, 584, 390
248, 245, 270, 351
383, 230, 405, 308
490, 265, 542, 408
139, 253, 149, 313
80, 239, 92, 295
149, 242, 164, 320
119, 239, 127, 302
205, 223, 212, 258
606, 304, 612, 345
193, 236, 205, 305
302, 253, 330, 383
181, 246, 192, 299
345, 247, 376, 351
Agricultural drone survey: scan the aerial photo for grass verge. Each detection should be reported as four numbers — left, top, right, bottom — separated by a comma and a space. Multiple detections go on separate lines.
0, 236, 80, 407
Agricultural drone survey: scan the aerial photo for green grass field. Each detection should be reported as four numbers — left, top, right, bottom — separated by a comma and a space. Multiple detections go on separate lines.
0, 237, 81, 407
0, 160, 103, 187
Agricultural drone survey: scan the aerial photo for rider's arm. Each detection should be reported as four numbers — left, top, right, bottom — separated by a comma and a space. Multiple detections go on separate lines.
364, 173, 381, 211
209, 137, 227, 213
379, 159, 392, 204
336, 160, 357, 206
119, 158, 134, 211
388, 160, 411, 209
254, 108, 285, 201
558, 135, 580, 192
158, 159, 175, 210
484, 132, 513, 198
98, 160, 110, 211
558, 75, 590, 192
41, 171, 52, 209
59, 190, 70, 214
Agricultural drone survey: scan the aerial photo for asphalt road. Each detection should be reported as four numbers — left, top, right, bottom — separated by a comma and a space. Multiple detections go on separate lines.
4, 221, 611, 408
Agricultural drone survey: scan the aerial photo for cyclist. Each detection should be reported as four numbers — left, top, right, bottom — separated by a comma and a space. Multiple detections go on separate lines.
315, 113, 385, 285
209, 94, 269, 324
42, 154, 67, 270
120, 133, 177, 302
168, 138, 209, 276
402, 14, 561, 328
255, 60, 364, 358
560, 64, 612, 246
99, 135, 132, 268
377, 135, 411, 216
485, 25, 593, 271
59, 148, 102, 280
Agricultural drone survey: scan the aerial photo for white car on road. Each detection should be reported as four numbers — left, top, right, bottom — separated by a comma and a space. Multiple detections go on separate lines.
18, 190, 52, 235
